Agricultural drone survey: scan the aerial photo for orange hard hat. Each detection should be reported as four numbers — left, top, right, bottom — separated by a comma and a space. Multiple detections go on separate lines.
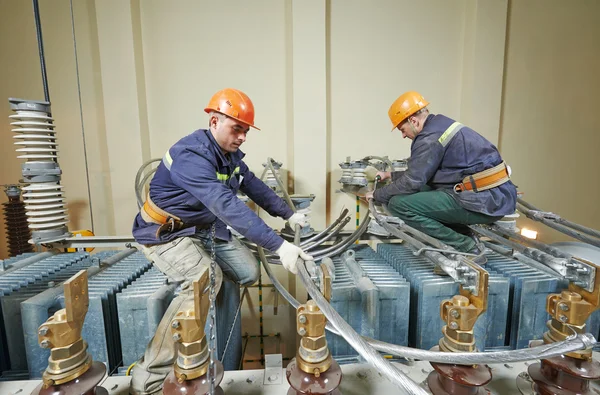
204, 88, 260, 130
388, 91, 429, 131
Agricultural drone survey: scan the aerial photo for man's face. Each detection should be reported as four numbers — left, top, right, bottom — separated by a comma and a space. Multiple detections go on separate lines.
210, 115, 250, 153
396, 116, 419, 140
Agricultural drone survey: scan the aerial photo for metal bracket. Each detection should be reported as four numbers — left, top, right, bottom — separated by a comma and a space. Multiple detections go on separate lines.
453, 262, 481, 296
565, 257, 596, 292
263, 354, 283, 385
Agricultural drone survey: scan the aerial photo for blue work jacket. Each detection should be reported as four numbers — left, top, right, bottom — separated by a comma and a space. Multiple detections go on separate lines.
373, 114, 517, 216
132, 129, 293, 250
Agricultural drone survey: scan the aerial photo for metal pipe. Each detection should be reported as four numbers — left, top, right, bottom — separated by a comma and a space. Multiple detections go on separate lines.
518, 198, 600, 239
470, 225, 570, 276
363, 155, 394, 171
483, 241, 564, 278
368, 200, 458, 273
297, 259, 428, 394
311, 214, 371, 260
266, 157, 295, 212
300, 209, 349, 247
379, 204, 453, 251
488, 223, 572, 259
517, 202, 600, 247
0, 252, 55, 276
32, 0, 49, 102
100, 247, 138, 267
240, 209, 349, 256
340, 251, 380, 339
304, 216, 351, 252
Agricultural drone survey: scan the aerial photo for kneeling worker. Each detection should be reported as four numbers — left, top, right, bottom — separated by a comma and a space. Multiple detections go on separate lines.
366, 91, 517, 260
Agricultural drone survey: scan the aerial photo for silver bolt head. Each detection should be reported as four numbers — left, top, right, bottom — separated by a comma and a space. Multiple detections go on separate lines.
298, 315, 307, 324
172, 320, 180, 329
450, 310, 460, 318
172, 333, 182, 342
38, 327, 48, 336
558, 303, 569, 312
40, 340, 50, 348
449, 322, 459, 330
298, 327, 307, 336
559, 315, 568, 323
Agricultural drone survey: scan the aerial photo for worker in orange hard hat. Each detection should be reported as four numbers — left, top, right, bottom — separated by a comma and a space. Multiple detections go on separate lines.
366, 91, 517, 262
130, 88, 311, 394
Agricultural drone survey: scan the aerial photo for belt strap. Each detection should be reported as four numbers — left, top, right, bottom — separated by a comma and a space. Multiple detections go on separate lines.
454, 161, 510, 193
141, 194, 186, 237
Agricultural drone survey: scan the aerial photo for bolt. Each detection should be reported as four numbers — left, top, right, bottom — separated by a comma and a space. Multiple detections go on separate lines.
577, 268, 588, 274
298, 315, 307, 324
559, 315, 568, 323
172, 333, 182, 342
298, 327, 307, 336
171, 320, 180, 329
38, 327, 49, 336
177, 374, 187, 384
40, 340, 50, 349
313, 368, 321, 378
449, 322, 459, 330
268, 374, 278, 382
558, 303, 569, 312
450, 310, 460, 319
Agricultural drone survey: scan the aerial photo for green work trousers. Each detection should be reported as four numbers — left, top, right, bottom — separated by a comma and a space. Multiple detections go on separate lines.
387, 189, 502, 252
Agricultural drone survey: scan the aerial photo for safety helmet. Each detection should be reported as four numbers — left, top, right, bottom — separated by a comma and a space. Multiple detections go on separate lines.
204, 88, 260, 130
388, 91, 429, 131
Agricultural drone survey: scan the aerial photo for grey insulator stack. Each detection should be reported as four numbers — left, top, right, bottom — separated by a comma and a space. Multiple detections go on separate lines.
8, 99, 70, 244
2, 185, 34, 257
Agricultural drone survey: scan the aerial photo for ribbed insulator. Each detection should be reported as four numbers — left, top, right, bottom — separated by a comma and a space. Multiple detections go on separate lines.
22, 183, 68, 232
9, 100, 70, 243
3, 186, 34, 257
9, 110, 57, 160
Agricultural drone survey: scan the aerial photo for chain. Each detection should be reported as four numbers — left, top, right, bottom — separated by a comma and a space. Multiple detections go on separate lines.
220, 287, 246, 363
208, 223, 217, 394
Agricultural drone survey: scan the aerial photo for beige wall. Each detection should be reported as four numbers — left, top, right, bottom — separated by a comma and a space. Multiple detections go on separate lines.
0, 0, 599, 366
329, 0, 508, 224
499, 0, 600, 243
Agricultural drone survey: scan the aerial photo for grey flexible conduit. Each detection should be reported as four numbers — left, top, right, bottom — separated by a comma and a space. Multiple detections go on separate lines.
135, 158, 162, 208
518, 198, 600, 239
517, 201, 600, 247
297, 258, 428, 394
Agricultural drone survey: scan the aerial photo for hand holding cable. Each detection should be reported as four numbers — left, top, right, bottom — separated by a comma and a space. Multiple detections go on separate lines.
276, 241, 313, 274
288, 209, 310, 229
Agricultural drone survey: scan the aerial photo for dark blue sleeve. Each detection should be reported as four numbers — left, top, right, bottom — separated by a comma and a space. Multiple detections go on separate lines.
373, 136, 444, 203
169, 148, 285, 252
238, 161, 294, 220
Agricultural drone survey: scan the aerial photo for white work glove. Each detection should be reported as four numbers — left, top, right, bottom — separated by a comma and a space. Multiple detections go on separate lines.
276, 240, 313, 274
288, 209, 310, 229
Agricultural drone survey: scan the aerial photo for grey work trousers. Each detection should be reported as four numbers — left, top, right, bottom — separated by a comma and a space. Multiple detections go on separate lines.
129, 233, 259, 395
